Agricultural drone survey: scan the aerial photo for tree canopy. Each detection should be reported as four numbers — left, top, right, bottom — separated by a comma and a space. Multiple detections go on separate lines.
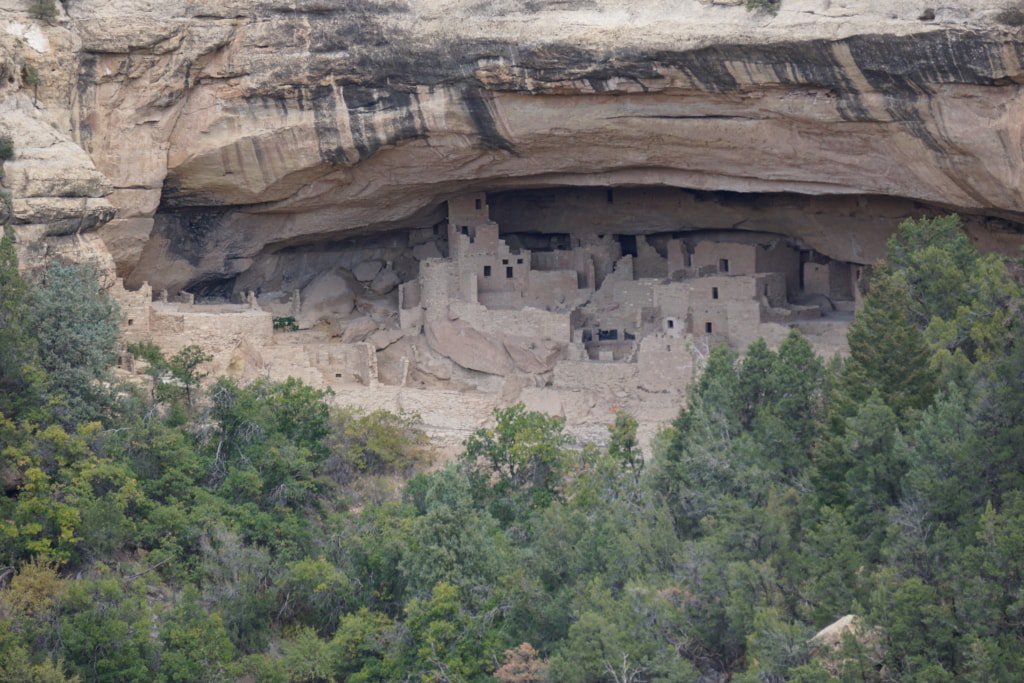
1, 216, 1022, 682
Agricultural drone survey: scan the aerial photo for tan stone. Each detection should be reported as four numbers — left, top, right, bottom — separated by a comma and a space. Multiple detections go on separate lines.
502, 335, 565, 374
425, 317, 514, 376
353, 260, 383, 282
298, 270, 356, 327
340, 316, 379, 343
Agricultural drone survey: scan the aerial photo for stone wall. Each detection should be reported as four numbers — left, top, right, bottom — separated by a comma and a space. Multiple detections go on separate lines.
553, 360, 638, 392
693, 241, 758, 277
148, 303, 273, 357
449, 300, 571, 343
755, 242, 801, 294
638, 334, 694, 393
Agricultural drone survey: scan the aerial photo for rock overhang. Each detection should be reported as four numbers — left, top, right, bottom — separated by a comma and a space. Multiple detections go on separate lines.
5, 0, 1013, 289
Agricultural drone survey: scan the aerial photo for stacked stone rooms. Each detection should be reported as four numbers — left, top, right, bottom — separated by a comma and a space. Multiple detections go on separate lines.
113, 191, 862, 448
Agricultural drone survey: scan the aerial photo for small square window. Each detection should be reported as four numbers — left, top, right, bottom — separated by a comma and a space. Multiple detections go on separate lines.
484, 265, 491, 277
506, 266, 514, 278
719, 259, 730, 273
516, 258, 523, 264
127, 319, 134, 326
502, 259, 509, 265
712, 287, 719, 300
705, 322, 713, 334
461, 226, 469, 235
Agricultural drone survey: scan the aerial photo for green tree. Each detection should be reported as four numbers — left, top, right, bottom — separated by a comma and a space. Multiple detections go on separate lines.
885, 215, 1020, 362
166, 345, 212, 411
401, 581, 501, 683
158, 587, 235, 683
607, 411, 642, 483
549, 583, 699, 683
462, 403, 571, 522
844, 272, 937, 417
0, 235, 42, 417
58, 574, 155, 682
329, 608, 394, 682
27, 262, 119, 424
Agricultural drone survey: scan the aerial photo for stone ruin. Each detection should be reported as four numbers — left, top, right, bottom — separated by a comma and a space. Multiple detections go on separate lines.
110, 192, 861, 452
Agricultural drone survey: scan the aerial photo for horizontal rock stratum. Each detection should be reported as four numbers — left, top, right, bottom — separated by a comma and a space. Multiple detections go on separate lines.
0, 0, 1023, 288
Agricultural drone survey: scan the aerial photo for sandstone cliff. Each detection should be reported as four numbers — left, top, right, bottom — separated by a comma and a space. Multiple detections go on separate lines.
1, 0, 1022, 288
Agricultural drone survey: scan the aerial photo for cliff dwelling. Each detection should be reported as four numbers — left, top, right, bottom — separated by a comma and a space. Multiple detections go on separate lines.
5, 0, 1024, 448
107, 187, 902, 448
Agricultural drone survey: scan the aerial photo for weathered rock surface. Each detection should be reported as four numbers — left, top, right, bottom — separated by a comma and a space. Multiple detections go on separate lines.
353, 260, 383, 282
0, 98, 114, 238
502, 335, 565, 374
1, 0, 1023, 288
297, 270, 356, 327
339, 316, 379, 343
426, 317, 515, 376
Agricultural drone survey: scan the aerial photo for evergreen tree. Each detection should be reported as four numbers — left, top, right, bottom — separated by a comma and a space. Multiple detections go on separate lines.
845, 271, 937, 417
26, 262, 119, 424
0, 235, 41, 417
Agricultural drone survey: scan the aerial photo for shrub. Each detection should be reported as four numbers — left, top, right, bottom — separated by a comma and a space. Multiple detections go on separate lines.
0, 189, 12, 221
29, 0, 58, 21
22, 65, 41, 87
0, 134, 14, 161
273, 315, 298, 331
746, 0, 781, 14
326, 408, 430, 482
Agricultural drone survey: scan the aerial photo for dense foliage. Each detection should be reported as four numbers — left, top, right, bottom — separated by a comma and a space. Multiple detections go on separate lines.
0, 215, 1022, 682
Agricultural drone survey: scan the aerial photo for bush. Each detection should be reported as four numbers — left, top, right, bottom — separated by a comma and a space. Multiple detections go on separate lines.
273, 316, 298, 331
22, 65, 41, 88
29, 0, 58, 21
326, 408, 430, 482
746, 0, 781, 13
0, 134, 14, 161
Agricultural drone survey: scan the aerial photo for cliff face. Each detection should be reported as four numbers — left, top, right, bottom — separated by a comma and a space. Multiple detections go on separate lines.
2, 0, 1023, 288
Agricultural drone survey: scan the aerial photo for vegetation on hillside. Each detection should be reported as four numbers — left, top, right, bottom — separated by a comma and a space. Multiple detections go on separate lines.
0, 214, 1022, 681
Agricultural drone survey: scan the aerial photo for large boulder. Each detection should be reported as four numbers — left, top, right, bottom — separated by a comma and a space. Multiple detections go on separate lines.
353, 260, 383, 282
502, 335, 565, 374
339, 316, 379, 343
297, 270, 356, 327
369, 266, 400, 296
425, 318, 514, 376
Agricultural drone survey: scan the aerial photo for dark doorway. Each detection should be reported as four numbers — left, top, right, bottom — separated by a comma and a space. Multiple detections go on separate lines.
618, 235, 638, 258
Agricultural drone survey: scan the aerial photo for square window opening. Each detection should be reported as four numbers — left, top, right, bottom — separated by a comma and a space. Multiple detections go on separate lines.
127, 319, 134, 326
506, 266, 514, 278
483, 265, 491, 277
719, 259, 730, 273
667, 319, 675, 329
705, 322, 713, 334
